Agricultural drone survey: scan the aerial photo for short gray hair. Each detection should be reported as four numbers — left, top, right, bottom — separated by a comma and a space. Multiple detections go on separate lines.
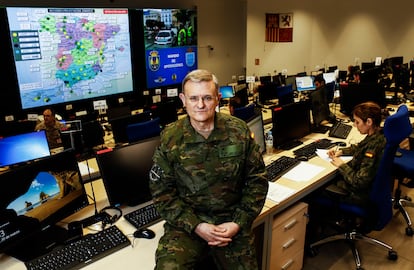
182, 69, 219, 94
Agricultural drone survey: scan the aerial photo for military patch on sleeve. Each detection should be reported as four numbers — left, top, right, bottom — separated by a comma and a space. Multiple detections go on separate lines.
365, 151, 374, 158
149, 164, 163, 182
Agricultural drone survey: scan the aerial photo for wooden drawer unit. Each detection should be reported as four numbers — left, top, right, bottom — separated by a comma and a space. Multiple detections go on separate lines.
270, 202, 308, 270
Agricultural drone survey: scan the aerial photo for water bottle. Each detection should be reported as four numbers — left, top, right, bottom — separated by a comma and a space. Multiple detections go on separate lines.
266, 130, 273, 154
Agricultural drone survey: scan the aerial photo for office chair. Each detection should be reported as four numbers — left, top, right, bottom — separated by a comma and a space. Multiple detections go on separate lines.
233, 103, 256, 121
309, 104, 412, 270
126, 117, 161, 143
393, 130, 414, 236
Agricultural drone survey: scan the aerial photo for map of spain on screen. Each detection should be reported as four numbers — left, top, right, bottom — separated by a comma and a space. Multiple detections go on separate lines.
6, 7, 133, 109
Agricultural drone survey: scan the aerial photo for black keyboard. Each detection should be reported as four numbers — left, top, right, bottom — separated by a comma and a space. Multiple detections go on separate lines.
266, 156, 301, 182
329, 121, 352, 139
25, 225, 130, 270
293, 138, 334, 159
124, 203, 162, 230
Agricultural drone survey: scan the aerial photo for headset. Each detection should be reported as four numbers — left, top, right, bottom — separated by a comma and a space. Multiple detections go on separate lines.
99, 206, 123, 229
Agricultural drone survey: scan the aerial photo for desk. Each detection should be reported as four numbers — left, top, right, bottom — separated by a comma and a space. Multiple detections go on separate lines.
1, 118, 364, 270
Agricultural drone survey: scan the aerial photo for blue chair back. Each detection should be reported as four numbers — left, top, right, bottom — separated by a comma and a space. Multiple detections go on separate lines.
370, 104, 411, 229
126, 117, 161, 143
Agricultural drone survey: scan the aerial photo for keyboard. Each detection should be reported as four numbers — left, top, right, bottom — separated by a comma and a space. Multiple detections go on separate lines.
329, 121, 352, 139
293, 138, 334, 159
25, 225, 130, 270
124, 203, 162, 230
266, 156, 301, 182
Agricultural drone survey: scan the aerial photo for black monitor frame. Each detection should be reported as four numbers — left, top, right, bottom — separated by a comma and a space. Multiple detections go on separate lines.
339, 82, 386, 116
271, 101, 312, 150
0, 150, 89, 261
96, 136, 160, 207
246, 108, 266, 154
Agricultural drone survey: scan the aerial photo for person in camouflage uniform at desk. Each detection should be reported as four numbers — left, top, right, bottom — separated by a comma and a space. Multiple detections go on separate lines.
327, 101, 386, 206
149, 69, 268, 270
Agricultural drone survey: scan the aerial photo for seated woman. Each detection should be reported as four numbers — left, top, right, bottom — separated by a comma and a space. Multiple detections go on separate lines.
326, 101, 385, 206
306, 101, 385, 242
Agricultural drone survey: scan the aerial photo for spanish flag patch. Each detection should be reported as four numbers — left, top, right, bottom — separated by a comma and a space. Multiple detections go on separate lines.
365, 151, 374, 158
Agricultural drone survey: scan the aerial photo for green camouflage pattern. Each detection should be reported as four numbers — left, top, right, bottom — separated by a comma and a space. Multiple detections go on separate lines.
149, 112, 268, 269
336, 131, 386, 204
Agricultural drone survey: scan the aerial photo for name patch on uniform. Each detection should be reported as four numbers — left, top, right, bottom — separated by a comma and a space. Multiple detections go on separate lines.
219, 144, 243, 158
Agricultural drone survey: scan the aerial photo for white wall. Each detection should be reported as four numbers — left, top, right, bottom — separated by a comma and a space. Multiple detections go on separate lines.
246, 0, 414, 77
0, 0, 246, 85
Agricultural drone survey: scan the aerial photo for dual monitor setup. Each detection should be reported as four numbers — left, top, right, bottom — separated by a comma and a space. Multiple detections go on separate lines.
0, 131, 163, 262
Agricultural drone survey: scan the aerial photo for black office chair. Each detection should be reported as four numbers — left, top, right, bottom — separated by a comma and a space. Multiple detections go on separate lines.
126, 117, 161, 143
393, 129, 414, 236
309, 104, 412, 270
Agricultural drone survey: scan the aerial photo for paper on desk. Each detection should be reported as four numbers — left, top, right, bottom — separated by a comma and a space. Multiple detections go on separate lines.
315, 149, 353, 163
283, 162, 326, 182
267, 181, 296, 204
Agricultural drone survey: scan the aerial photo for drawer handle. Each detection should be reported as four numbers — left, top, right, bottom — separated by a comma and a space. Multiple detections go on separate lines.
284, 219, 297, 230
281, 259, 293, 270
282, 238, 296, 249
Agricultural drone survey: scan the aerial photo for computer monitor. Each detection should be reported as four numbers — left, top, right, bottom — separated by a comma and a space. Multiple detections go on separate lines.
272, 74, 283, 87
271, 101, 311, 150
339, 82, 386, 116
328, 66, 338, 72
219, 85, 235, 99
234, 84, 249, 107
323, 72, 336, 84
258, 83, 278, 105
259, 75, 272, 85
246, 109, 266, 154
0, 120, 37, 138
310, 86, 331, 127
285, 76, 297, 91
96, 136, 160, 207
275, 84, 294, 106
150, 100, 178, 128
109, 111, 152, 144
0, 130, 50, 167
0, 150, 89, 260
295, 76, 315, 91
361, 62, 375, 70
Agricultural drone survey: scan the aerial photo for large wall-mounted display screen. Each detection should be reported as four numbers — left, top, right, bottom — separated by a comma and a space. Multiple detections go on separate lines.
6, 7, 134, 109
142, 8, 197, 89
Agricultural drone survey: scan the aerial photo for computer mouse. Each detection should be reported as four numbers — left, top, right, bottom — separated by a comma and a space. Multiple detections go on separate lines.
296, 156, 308, 161
133, 228, 156, 239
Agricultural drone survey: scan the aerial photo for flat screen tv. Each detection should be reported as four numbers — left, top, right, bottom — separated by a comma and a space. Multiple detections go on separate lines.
0, 130, 50, 167
143, 8, 198, 89
0, 150, 89, 261
5, 7, 134, 110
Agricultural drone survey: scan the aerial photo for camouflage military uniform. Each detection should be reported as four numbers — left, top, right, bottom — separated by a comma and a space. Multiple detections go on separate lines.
149, 112, 268, 270
35, 120, 64, 149
334, 131, 386, 205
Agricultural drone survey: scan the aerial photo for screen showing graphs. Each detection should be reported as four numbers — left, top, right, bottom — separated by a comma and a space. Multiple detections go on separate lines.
6, 7, 133, 109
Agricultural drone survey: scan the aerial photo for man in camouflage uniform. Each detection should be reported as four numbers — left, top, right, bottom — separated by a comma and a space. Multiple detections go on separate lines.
35, 108, 64, 149
327, 101, 386, 206
149, 69, 268, 269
